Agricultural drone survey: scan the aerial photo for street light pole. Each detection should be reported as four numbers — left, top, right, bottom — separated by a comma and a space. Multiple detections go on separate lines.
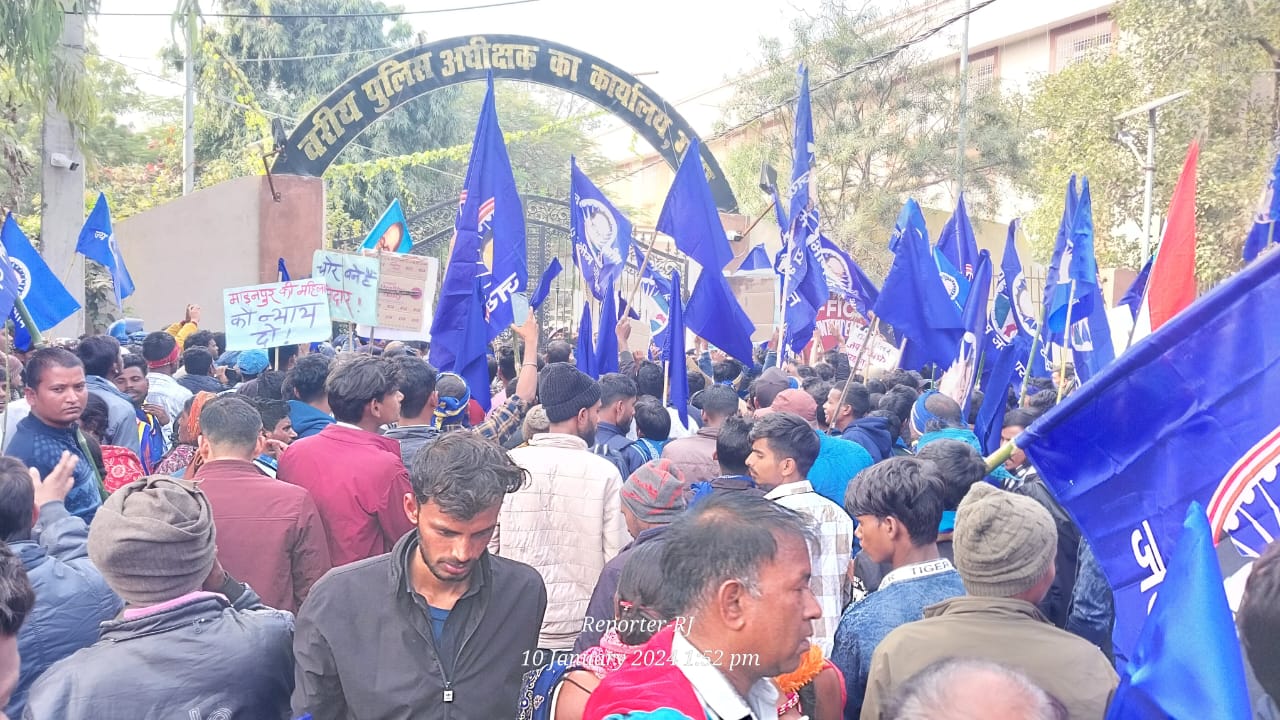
1115, 90, 1190, 261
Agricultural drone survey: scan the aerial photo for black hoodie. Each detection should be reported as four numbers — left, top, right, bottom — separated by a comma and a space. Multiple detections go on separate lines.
839, 415, 895, 462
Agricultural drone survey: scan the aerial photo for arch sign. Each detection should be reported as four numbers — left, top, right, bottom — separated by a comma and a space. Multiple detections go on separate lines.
273, 34, 739, 212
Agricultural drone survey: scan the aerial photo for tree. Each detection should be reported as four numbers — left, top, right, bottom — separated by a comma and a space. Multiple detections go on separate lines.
1024, 0, 1280, 285
721, 0, 1029, 278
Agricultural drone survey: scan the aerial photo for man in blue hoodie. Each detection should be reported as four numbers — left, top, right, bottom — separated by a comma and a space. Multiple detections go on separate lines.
825, 383, 894, 462
282, 354, 334, 439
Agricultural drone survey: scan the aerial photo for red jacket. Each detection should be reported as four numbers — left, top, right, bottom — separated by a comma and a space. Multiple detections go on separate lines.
194, 459, 331, 613
583, 625, 706, 720
278, 424, 414, 567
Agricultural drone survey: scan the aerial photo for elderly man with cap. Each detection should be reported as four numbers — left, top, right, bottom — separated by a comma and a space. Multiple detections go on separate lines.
860, 483, 1118, 720
575, 459, 687, 652
25, 476, 295, 719
495, 363, 629, 660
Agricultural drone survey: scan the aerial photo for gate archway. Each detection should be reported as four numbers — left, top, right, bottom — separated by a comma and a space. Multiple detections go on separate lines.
273, 33, 738, 212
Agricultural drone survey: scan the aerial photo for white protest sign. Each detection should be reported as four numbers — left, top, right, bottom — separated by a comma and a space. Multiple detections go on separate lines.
312, 250, 379, 326
223, 279, 332, 351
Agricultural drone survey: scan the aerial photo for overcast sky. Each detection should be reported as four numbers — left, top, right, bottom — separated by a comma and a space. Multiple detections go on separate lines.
91, 0, 835, 157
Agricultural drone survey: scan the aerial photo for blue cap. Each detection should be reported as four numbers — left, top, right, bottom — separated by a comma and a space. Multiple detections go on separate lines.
235, 349, 270, 376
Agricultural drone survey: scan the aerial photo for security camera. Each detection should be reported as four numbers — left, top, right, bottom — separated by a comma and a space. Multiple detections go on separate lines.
49, 153, 80, 171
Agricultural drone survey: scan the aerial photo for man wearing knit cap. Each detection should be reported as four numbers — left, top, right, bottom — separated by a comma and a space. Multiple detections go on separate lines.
26, 476, 295, 719
495, 362, 629, 657
575, 459, 686, 652
860, 483, 1118, 720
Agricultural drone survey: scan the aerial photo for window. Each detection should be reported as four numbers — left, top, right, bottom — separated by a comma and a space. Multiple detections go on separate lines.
1052, 15, 1115, 71
966, 48, 998, 94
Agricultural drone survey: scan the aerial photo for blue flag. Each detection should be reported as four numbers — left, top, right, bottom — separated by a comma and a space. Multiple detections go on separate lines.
737, 244, 771, 271
973, 333, 1031, 454
529, 258, 562, 310
594, 278, 620, 376
1120, 257, 1153, 321
950, 249, 992, 417
359, 199, 413, 254
933, 247, 971, 314
816, 235, 878, 316
936, 193, 981, 280
429, 73, 525, 371
1, 213, 80, 332
575, 301, 596, 379
656, 139, 756, 366
277, 257, 291, 282
656, 139, 733, 272
458, 276, 493, 413
1017, 244, 1280, 660
1048, 177, 1100, 330
1242, 151, 1280, 263
785, 66, 823, 263
872, 199, 964, 371
1105, 501, 1251, 720
1058, 180, 1114, 381
0, 224, 25, 324
988, 222, 1033, 347
631, 244, 674, 357
76, 192, 134, 308
666, 270, 690, 427
779, 230, 827, 356
571, 157, 633, 301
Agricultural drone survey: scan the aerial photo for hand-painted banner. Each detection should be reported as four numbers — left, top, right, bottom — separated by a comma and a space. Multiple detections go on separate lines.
223, 279, 332, 351
313, 250, 379, 326
359, 255, 440, 341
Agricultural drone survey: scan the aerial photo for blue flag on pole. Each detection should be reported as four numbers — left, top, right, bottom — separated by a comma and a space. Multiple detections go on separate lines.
666, 270, 690, 427
429, 73, 525, 371
0, 225, 25, 324
873, 199, 964, 371
359, 199, 413, 254
1120, 257, 1153, 320
778, 230, 827, 356
1055, 179, 1114, 381
816, 235, 878, 317
631, 244, 674, 357
933, 247, 971, 314
458, 276, 493, 413
947, 249, 991, 416
76, 192, 134, 308
277, 257, 291, 282
737, 244, 771, 271
1104, 501, 1251, 720
936, 193, 981, 280
1242, 151, 1280, 263
1, 213, 80, 332
973, 332, 1031, 454
786, 66, 823, 260
1017, 244, 1280, 661
529, 258, 562, 310
656, 140, 755, 366
594, 278, 620, 376
988, 222, 1033, 348
575, 302, 596, 379
571, 157, 633, 301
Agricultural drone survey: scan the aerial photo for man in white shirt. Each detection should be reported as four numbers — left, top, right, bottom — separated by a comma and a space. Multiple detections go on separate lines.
141, 331, 193, 436
747, 411, 855, 655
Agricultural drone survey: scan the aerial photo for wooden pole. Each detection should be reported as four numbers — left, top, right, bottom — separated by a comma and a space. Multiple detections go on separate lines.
985, 438, 1017, 474
1056, 279, 1077, 403
1018, 307, 1046, 406
837, 318, 880, 404
622, 232, 663, 321
740, 198, 778, 240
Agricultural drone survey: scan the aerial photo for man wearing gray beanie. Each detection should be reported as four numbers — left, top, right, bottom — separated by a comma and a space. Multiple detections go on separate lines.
495, 363, 628, 657
25, 476, 295, 719
861, 483, 1118, 720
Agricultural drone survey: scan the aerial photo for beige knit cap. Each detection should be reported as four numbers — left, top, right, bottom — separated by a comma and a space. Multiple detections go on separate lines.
953, 483, 1057, 597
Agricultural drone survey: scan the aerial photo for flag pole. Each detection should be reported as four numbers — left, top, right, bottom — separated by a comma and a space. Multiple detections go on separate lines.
623, 233, 663, 321
1018, 307, 1047, 406
740, 198, 778, 240
841, 317, 880, 395
985, 438, 1017, 473
1056, 279, 1077, 403
12, 296, 44, 349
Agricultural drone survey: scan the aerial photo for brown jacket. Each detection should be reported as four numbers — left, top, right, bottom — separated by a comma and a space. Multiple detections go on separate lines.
861, 596, 1118, 720
660, 425, 721, 484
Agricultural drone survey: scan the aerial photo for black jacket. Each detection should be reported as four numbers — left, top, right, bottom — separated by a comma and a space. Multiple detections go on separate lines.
292, 531, 547, 720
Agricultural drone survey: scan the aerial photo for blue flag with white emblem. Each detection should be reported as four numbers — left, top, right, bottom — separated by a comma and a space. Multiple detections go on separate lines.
1018, 244, 1280, 661
631, 244, 674, 358
816, 235, 878, 317
874, 200, 964, 371
429, 73, 526, 371
778, 234, 827, 356
1, 213, 80, 335
936, 193, 981, 280
571, 157, 633, 301
76, 192, 134, 308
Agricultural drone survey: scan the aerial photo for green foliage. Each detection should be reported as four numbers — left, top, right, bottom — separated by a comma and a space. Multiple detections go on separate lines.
0, 0, 99, 121
721, 1, 1029, 279
1024, 0, 1280, 285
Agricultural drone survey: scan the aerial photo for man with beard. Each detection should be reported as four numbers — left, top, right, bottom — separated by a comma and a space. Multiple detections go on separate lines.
293, 432, 547, 720
493, 363, 628, 660
591, 373, 640, 476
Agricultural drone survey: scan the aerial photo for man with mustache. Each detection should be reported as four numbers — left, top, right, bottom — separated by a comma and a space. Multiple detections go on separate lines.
6, 348, 101, 522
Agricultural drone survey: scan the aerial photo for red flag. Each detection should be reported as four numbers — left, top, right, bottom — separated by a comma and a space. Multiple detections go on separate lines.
1144, 142, 1199, 332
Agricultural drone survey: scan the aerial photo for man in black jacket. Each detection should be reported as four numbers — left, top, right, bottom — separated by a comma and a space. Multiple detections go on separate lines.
293, 432, 548, 720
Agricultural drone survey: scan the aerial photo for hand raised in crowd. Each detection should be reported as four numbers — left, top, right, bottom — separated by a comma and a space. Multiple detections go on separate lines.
513, 312, 539, 347
30, 450, 79, 507
185, 303, 202, 325
615, 317, 632, 344
142, 402, 171, 426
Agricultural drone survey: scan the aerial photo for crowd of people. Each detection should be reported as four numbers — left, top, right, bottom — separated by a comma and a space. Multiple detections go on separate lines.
0, 306, 1272, 720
